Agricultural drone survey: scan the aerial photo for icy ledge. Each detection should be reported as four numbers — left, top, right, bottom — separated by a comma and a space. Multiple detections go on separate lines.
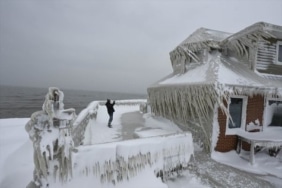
64, 132, 193, 187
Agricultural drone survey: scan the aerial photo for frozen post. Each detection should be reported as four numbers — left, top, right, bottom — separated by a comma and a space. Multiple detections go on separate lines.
25, 87, 76, 188
250, 141, 255, 165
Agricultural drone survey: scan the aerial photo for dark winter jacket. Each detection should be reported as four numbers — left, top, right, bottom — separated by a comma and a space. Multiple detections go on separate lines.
105, 99, 115, 114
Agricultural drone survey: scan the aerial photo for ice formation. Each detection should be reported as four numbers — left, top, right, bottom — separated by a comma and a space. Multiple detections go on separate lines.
25, 89, 190, 187
148, 22, 282, 154
72, 132, 194, 185
26, 87, 76, 188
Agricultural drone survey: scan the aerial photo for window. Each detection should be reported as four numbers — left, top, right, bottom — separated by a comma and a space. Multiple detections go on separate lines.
226, 96, 247, 135
265, 100, 282, 127
276, 41, 282, 65
228, 98, 243, 128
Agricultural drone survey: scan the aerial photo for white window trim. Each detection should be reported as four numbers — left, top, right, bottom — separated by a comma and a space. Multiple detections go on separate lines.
276, 41, 282, 65
225, 96, 248, 135
263, 96, 282, 128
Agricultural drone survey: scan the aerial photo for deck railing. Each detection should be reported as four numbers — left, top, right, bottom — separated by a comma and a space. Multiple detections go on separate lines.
71, 100, 147, 146
71, 132, 193, 185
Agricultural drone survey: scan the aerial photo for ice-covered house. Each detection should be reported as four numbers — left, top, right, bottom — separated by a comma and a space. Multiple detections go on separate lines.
147, 22, 282, 154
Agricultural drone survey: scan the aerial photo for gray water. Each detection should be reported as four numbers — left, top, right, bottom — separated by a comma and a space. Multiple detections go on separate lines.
0, 85, 146, 118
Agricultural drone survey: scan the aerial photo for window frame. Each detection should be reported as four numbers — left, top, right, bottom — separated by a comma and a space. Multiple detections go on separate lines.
225, 96, 248, 135
276, 41, 282, 65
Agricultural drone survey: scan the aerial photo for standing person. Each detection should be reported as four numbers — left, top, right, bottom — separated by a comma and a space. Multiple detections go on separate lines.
105, 99, 115, 128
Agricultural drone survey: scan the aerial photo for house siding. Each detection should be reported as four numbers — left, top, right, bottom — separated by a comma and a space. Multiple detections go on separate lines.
256, 41, 282, 75
215, 95, 264, 152
148, 85, 216, 152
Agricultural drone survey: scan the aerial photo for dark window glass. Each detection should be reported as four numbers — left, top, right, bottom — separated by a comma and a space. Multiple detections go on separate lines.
268, 100, 282, 127
228, 98, 243, 128
278, 44, 282, 62
53, 118, 60, 127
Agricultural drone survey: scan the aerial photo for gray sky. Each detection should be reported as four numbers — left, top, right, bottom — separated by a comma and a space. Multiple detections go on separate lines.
0, 0, 281, 94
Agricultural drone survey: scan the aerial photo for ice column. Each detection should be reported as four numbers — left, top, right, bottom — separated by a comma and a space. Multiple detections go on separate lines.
26, 87, 76, 188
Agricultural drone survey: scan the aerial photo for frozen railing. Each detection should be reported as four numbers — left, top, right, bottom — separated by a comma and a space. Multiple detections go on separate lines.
71, 132, 193, 185
72, 100, 147, 146
26, 88, 151, 188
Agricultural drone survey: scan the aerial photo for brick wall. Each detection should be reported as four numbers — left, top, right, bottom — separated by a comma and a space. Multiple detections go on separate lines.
214, 102, 238, 152
246, 95, 264, 127
243, 95, 264, 151
215, 95, 264, 152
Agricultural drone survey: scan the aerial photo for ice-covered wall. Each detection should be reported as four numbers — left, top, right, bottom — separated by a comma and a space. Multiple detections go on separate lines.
70, 132, 193, 186
72, 101, 100, 146
147, 84, 282, 153
148, 84, 225, 152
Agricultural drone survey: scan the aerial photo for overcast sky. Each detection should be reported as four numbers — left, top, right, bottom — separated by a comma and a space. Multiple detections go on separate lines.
0, 0, 281, 94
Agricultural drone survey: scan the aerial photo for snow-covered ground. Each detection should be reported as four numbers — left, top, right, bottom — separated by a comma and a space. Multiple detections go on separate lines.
0, 104, 281, 188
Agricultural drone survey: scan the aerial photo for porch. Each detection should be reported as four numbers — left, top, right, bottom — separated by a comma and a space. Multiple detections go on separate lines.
236, 127, 282, 165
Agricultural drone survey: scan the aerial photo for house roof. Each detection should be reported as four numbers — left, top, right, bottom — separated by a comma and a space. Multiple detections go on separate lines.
152, 52, 282, 96
170, 22, 282, 63
170, 28, 232, 61
220, 22, 282, 58
222, 22, 282, 45
160, 22, 282, 95
179, 27, 232, 46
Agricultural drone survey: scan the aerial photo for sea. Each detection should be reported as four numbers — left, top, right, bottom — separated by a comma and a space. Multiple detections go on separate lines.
0, 85, 147, 119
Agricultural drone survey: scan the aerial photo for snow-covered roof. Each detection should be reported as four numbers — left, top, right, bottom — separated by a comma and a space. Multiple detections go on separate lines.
222, 22, 282, 45
178, 27, 232, 47
170, 28, 232, 61
220, 22, 282, 59
170, 22, 282, 65
167, 53, 281, 88
157, 52, 282, 95
157, 22, 282, 95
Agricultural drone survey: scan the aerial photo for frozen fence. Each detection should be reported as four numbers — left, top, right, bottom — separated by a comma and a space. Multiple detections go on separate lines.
25, 88, 150, 188
71, 132, 194, 185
